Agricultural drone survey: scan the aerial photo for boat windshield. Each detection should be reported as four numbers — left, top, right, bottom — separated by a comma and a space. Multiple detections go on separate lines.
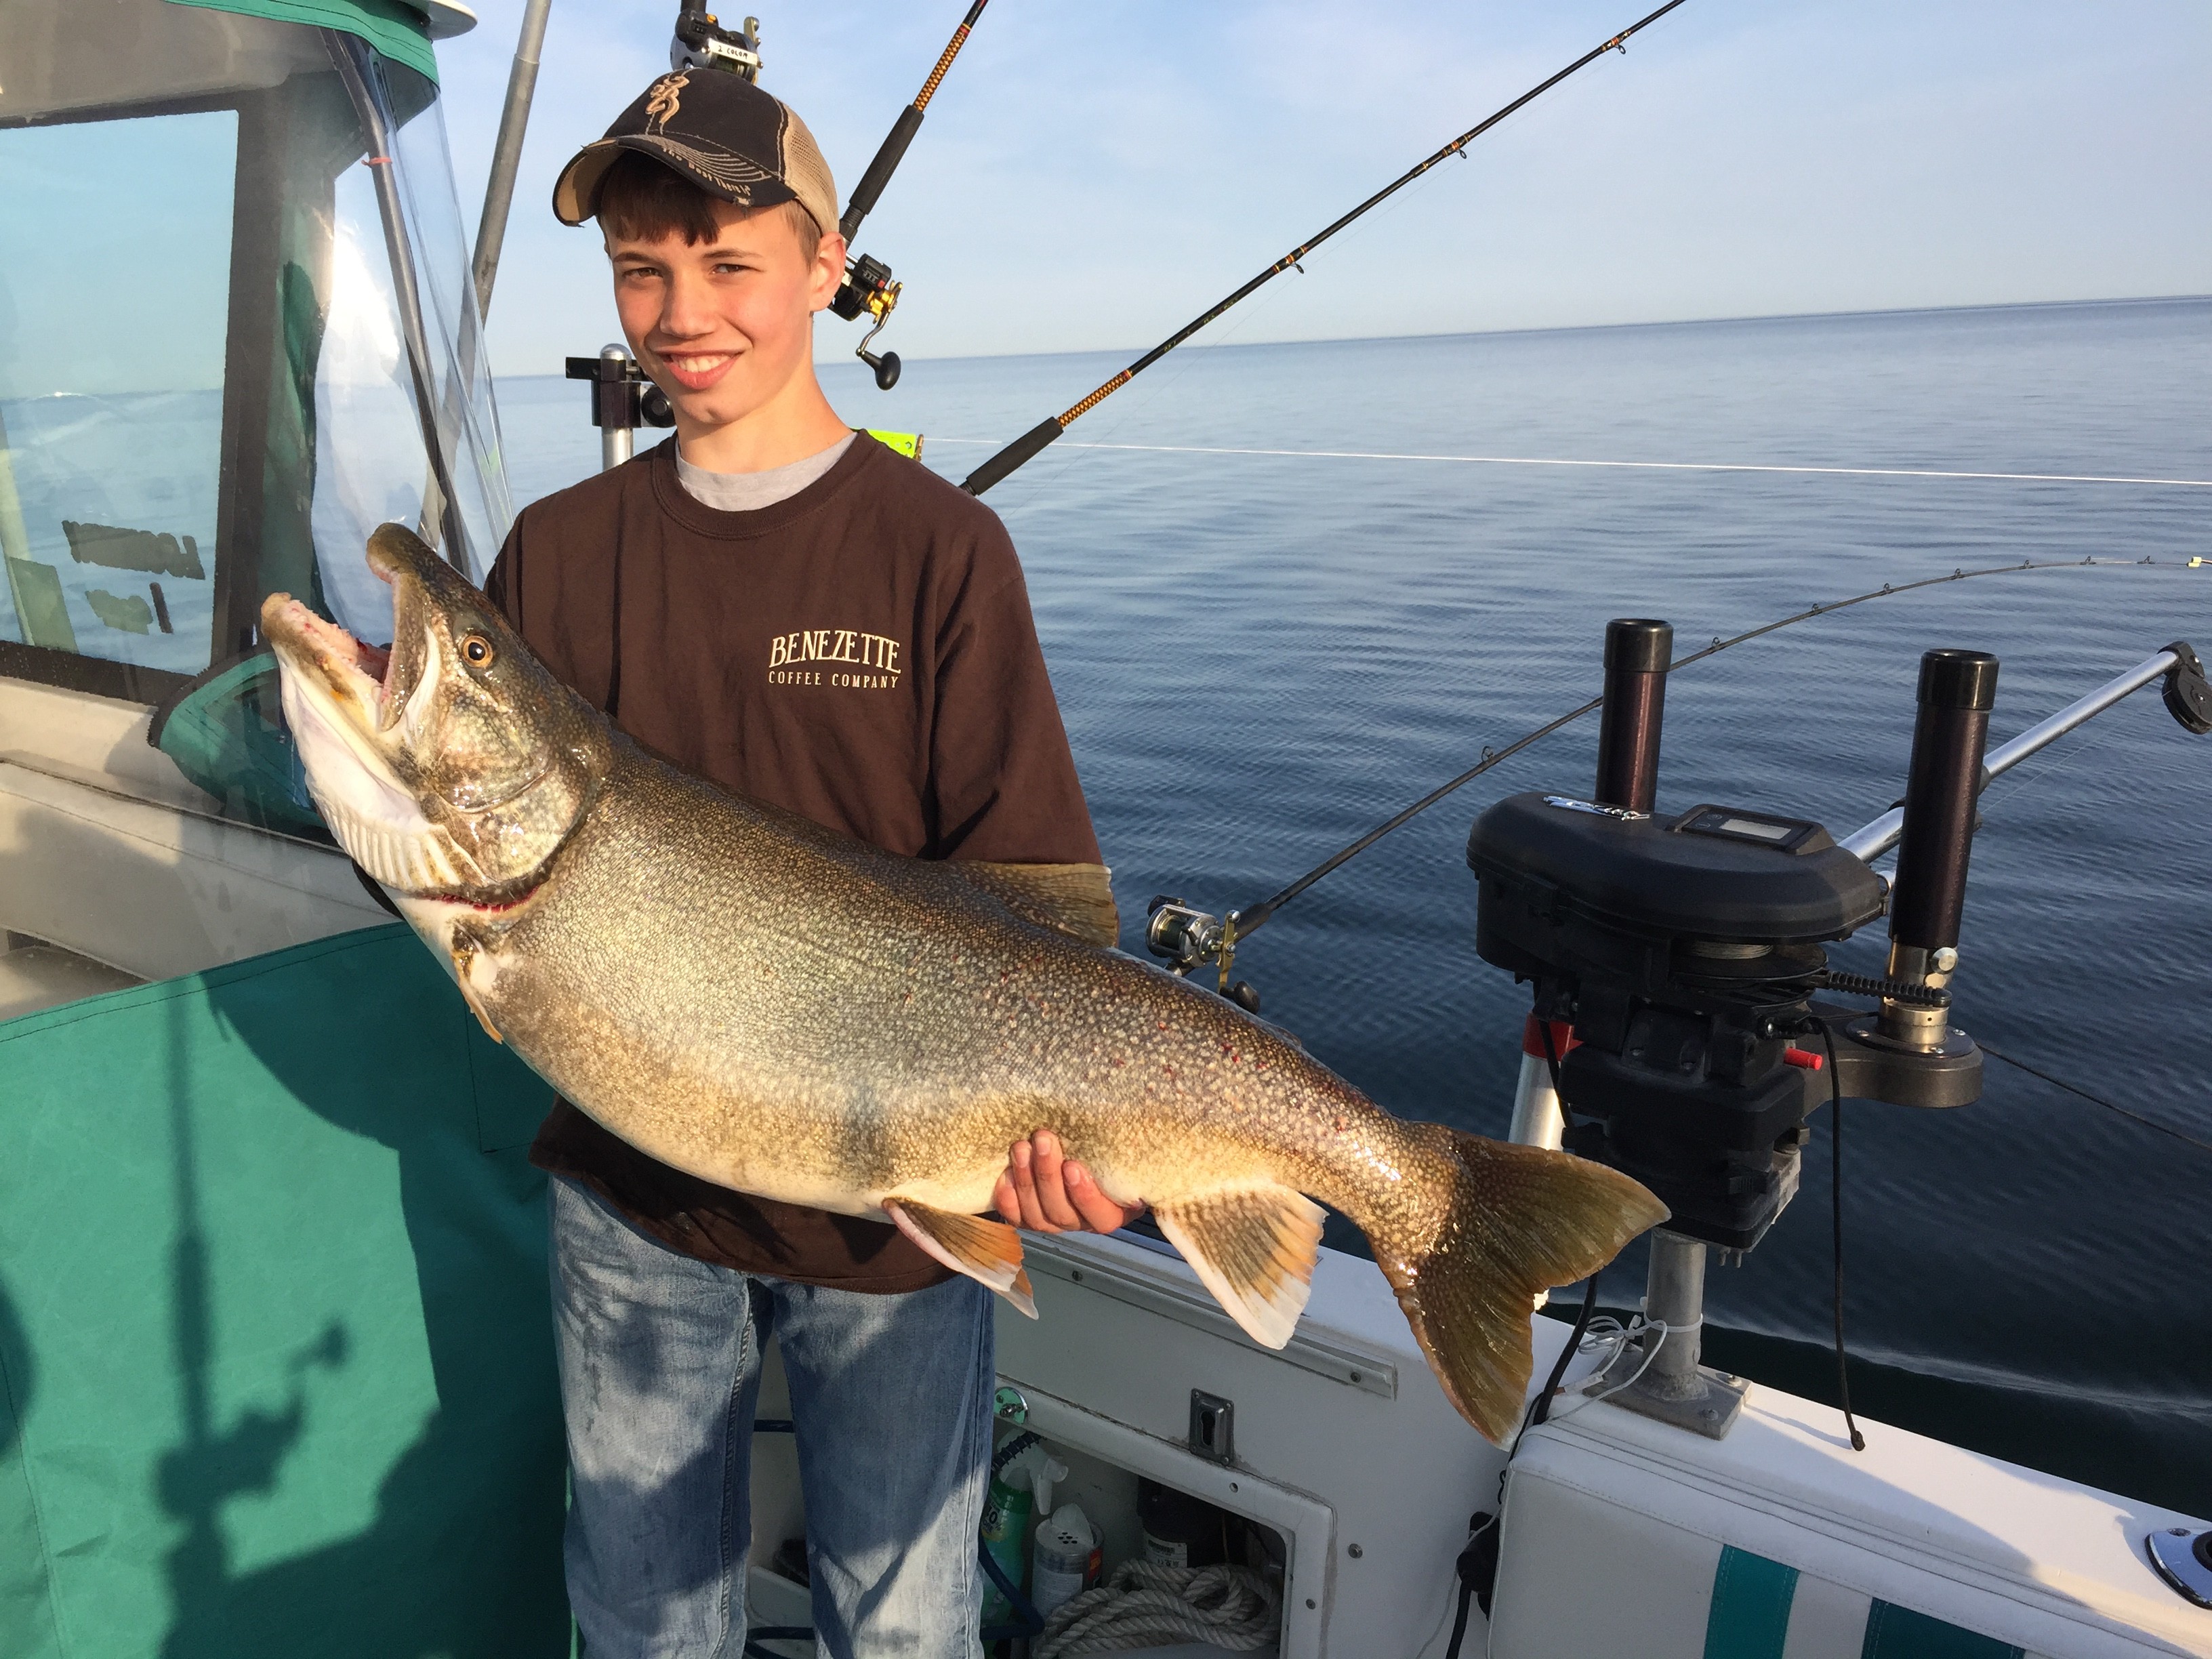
0, 0, 510, 715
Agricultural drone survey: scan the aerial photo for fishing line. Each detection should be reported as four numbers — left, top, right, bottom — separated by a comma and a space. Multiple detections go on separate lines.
929, 438, 2212, 491
959, 0, 1694, 496
1979, 1042, 2212, 1157
1222, 555, 2182, 950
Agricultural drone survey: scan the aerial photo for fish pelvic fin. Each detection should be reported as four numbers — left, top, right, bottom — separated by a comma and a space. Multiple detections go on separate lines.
1378, 1128, 1666, 1443
951, 861, 1121, 948
884, 1200, 1038, 1318
1153, 1185, 1327, 1351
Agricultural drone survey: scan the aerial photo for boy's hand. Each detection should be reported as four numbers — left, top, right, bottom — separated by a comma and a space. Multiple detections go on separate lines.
994, 1128, 1146, 1235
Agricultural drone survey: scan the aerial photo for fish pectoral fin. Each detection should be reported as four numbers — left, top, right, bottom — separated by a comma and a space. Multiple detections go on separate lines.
1153, 1185, 1326, 1350
884, 1200, 1038, 1319
951, 861, 1121, 949
449, 939, 502, 1044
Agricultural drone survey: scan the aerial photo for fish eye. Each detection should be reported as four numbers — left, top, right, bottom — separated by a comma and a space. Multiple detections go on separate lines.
462, 632, 495, 668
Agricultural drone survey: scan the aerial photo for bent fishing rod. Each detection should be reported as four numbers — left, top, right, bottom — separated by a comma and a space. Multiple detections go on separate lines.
961, 0, 1691, 497
1141, 555, 2211, 987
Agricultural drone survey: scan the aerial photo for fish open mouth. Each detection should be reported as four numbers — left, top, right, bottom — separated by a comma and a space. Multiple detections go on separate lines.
259, 588, 468, 891
260, 594, 395, 726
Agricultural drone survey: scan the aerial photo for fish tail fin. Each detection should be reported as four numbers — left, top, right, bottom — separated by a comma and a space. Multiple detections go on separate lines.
1378, 1128, 1666, 1443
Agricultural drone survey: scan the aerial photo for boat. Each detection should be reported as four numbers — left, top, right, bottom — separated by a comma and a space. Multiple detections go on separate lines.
3, 3, 2207, 1656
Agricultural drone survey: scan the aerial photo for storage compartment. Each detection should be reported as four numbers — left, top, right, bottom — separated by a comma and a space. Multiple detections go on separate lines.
744, 1228, 1520, 1658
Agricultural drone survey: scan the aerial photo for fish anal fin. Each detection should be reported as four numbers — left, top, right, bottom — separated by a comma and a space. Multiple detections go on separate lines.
952, 861, 1121, 948
886, 1200, 1038, 1318
1153, 1185, 1326, 1350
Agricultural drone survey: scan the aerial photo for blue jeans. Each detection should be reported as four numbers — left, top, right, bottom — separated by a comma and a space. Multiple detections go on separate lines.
548, 1176, 994, 1658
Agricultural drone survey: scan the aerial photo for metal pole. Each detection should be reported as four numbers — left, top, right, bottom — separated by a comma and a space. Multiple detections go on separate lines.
600, 344, 635, 472
472, 0, 552, 319
1839, 647, 2182, 862
1639, 1231, 1708, 1396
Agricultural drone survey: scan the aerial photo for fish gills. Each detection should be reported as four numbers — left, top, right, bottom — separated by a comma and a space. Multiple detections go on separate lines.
1362, 1124, 1669, 1443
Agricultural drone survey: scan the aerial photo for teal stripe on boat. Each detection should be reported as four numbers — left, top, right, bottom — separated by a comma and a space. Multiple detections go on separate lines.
1705, 1547, 1799, 1659
1862, 1601, 2025, 1658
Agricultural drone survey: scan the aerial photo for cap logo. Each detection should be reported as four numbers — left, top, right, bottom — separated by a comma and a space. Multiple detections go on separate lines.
644, 72, 689, 132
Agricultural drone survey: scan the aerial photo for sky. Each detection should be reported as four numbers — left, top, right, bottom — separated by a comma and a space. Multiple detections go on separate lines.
439, 1, 2200, 375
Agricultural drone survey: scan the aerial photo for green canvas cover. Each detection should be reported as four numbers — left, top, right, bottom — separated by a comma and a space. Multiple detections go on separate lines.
149, 651, 327, 836
0, 926, 568, 1658
163, 0, 440, 83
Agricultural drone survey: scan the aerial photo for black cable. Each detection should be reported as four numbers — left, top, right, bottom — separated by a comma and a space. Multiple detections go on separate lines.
1815, 1020, 1866, 1452
1224, 556, 2169, 942
1444, 1265, 1597, 1659
1980, 1041, 2212, 1156
961, 0, 1692, 496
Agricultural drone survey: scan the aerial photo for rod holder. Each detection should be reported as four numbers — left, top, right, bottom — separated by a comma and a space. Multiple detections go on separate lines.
1883, 649, 1997, 1042
1594, 619, 1672, 813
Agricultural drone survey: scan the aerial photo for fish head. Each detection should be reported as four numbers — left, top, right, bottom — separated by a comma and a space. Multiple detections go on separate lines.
260, 523, 611, 900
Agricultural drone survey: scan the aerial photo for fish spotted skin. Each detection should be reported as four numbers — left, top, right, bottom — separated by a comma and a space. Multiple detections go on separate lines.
261, 525, 1667, 1441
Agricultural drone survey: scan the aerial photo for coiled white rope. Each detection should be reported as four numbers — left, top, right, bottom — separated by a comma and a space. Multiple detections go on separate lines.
1031, 1560, 1281, 1658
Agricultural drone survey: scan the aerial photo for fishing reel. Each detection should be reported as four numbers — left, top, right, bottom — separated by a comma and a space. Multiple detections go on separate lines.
1467, 621, 1994, 1254
830, 253, 903, 390
672, 3, 762, 79
1145, 897, 1262, 1015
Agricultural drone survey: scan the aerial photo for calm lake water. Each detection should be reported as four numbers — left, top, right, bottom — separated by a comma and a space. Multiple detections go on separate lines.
495, 297, 2212, 1511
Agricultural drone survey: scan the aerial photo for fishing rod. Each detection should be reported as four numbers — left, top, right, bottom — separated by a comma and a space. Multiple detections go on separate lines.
960, 0, 1691, 497
1142, 555, 2207, 995
829, 0, 993, 390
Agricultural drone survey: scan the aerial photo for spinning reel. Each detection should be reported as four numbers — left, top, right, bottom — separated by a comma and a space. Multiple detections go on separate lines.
830, 254, 903, 390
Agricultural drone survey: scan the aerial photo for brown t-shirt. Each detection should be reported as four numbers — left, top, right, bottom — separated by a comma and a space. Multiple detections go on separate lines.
483, 434, 1104, 1291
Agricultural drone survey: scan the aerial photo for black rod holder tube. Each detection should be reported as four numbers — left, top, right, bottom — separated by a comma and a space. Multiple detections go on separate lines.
1888, 649, 1999, 954
1594, 619, 1673, 813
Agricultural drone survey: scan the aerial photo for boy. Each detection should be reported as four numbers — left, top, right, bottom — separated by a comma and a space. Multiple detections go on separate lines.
491, 68, 1136, 1658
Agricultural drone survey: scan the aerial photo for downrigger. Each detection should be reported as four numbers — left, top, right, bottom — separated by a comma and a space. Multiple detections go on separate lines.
1465, 617, 2211, 1437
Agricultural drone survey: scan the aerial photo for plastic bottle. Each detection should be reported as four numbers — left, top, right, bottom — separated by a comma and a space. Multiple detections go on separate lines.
1138, 1477, 1229, 1568
1029, 1501, 1102, 1618
977, 1443, 1039, 1629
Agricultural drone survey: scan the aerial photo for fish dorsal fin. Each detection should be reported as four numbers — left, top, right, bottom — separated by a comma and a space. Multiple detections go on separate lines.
1152, 1185, 1326, 1350
884, 1200, 1038, 1318
953, 861, 1121, 948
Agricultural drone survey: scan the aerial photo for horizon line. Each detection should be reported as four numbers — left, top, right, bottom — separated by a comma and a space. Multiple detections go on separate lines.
491, 291, 2212, 381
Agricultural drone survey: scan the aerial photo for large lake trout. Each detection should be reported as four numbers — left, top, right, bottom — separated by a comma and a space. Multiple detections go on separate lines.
263, 526, 1665, 1441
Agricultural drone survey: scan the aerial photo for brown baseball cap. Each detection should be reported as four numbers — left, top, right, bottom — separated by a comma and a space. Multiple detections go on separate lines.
553, 69, 839, 238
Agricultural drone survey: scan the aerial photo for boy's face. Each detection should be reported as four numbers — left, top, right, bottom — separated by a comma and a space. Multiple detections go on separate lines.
605, 199, 844, 434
